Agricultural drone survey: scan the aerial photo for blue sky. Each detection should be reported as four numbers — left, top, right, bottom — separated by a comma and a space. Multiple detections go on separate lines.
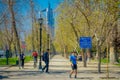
0, 0, 62, 40
21, 0, 62, 40
22, 0, 62, 30
38, 0, 61, 10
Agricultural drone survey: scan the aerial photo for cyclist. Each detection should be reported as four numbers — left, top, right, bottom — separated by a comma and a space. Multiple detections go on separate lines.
32, 51, 38, 68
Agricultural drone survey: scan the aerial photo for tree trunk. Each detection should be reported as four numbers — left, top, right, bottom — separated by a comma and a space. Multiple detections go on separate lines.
8, 0, 21, 68
30, 0, 35, 51
86, 49, 91, 62
82, 49, 87, 67
97, 40, 101, 73
109, 42, 116, 64
84, 51, 87, 67
109, 23, 118, 64
64, 45, 68, 58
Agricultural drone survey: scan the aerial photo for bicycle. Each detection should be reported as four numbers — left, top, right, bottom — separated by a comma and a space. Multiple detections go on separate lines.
33, 57, 37, 68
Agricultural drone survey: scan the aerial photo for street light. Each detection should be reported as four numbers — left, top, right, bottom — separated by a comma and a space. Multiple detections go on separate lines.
47, 32, 50, 50
38, 14, 43, 70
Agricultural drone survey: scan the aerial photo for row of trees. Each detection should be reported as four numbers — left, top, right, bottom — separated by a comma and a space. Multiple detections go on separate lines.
0, 0, 49, 57
0, 0, 24, 56
54, 0, 120, 68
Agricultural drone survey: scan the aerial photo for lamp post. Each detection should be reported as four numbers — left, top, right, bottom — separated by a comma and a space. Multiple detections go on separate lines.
47, 33, 50, 50
38, 14, 43, 70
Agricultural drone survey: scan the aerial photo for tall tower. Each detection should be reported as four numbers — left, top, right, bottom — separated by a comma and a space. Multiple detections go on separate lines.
41, 2, 54, 49
46, 2, 54, 39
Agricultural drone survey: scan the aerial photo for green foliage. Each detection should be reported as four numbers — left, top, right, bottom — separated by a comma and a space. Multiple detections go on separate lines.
25, 21, 48, 52
54, 0, 81, 53
54, 0, 120, 61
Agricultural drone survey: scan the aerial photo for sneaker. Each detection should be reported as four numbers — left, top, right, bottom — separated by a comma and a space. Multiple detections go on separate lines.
46, 72, 49, 73
75, 75, 77, 78
69, 74, 71, 78
42, 69, 44, 72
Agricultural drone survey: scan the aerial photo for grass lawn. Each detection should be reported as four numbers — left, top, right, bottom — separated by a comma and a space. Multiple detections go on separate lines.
115, 64, 120, 66
101, 58, 120, 67
0, 56, 32, 66
101, 58, 109, 63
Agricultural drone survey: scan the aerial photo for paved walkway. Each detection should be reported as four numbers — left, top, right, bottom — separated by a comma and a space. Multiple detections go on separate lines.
0, 55, 120, 80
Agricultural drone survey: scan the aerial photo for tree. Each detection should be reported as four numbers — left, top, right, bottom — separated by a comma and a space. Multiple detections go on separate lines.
55, 0, 120, 73
107, 0, 120, 64
8, 0, 21, 54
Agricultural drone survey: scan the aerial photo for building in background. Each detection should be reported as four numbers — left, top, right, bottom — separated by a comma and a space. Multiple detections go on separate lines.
46, 2, 54, 39
41, 2, 55, 39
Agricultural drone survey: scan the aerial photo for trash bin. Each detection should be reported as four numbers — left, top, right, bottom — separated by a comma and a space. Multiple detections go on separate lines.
16, 60, 19, 65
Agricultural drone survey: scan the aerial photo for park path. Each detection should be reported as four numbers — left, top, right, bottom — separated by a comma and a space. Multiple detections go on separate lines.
0, 54, 120, 80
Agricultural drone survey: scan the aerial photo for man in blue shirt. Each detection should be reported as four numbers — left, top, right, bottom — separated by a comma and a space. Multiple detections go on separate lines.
69, 51, 77, 78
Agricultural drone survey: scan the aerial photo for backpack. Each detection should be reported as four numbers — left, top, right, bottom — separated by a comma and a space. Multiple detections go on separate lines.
20, 53, 25, 60
42, 54, 45, 61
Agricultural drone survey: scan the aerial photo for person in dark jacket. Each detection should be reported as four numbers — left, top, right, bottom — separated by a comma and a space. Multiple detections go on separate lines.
42, 49, 50, 73
19, 51, 25, 68
5, 49, 9, 65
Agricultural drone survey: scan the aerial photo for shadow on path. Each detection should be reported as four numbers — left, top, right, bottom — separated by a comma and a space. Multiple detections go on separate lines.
0, 75, 9, 79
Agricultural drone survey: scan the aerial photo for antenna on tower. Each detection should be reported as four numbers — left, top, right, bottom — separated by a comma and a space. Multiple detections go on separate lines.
48, 0, 51, 8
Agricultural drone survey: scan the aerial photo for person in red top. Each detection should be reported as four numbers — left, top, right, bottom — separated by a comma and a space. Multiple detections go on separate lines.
32, 51, 38, 68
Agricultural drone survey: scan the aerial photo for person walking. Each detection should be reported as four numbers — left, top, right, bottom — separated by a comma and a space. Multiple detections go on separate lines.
69, 51, 77, 78
19, 51, 25, 69
5, 49, 9, 65
42, 49, 50, 73
32, 51, 38, 68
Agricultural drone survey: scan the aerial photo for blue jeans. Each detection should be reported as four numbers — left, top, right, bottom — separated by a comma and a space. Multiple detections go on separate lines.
42, 61, 49, 72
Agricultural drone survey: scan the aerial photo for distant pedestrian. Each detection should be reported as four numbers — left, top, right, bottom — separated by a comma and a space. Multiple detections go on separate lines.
19, 51, 25, 68
42, 50, 45, 61
5, 49, 9, 65
69, 51, 77, 78
32, 51, 38, 68
42, 49, 50, 73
